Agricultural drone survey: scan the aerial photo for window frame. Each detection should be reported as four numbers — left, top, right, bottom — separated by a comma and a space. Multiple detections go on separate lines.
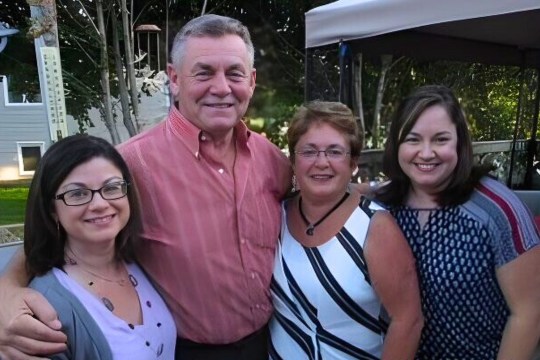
16, 141, 44, 176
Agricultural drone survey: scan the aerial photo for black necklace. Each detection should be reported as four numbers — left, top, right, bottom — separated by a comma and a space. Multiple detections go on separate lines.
298, 192, 350, 236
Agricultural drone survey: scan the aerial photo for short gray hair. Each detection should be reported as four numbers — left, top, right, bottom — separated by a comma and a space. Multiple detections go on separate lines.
170, 14, 255, 69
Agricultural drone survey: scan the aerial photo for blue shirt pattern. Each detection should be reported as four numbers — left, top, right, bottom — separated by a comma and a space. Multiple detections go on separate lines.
391, 205, 508, 360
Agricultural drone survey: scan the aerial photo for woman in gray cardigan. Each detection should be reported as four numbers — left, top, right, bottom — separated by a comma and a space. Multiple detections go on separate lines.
25, 135, 176, 360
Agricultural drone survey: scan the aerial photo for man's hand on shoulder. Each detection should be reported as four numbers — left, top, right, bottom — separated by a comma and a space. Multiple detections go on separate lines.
0, 280, 67, 360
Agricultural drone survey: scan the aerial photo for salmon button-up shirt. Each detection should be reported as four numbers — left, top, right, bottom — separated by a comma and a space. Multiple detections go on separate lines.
118, 106, 291, 344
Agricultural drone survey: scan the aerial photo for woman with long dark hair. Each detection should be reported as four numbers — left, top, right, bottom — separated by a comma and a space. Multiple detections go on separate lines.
25, 135, 176, 359
377, 85, 540, 360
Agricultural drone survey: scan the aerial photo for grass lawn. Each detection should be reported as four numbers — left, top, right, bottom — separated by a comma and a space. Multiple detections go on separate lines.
0, 187, 29, 225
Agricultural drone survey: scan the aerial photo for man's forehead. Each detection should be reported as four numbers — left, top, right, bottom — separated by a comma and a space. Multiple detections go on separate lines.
183, 35, 251, 68
184, 34, 248, 53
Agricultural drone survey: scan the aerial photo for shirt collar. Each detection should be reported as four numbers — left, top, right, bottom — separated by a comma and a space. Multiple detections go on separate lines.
167, 105, 251, 159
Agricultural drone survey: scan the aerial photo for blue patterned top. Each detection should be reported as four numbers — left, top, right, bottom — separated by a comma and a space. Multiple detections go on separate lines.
390, 177, 540, 360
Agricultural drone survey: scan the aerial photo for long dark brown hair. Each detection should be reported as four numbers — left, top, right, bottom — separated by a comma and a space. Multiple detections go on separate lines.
377, 85, 490, 206
25, 135, 142, 276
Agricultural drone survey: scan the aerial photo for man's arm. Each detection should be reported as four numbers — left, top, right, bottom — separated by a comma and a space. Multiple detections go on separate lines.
0, 249, 67, 360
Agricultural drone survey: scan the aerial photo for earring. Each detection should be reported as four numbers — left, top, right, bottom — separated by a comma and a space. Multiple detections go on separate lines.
292, 174, 299, 192
56, 220, 60, 239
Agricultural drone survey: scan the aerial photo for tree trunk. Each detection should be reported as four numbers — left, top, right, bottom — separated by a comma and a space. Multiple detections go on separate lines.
96, 0, 121, 144
354, 53, 365, 148
372, 54, 392, 149
165, 0, 169, 64
201, 0, 208, 15
119, 0, 141, 131
130, 0, 135, 58
111, 8, 137, 137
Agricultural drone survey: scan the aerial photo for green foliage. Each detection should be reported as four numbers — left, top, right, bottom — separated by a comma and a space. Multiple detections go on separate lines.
3, 0, 537, 150
56, 1, 121, 132
247, 86, 302, 149
312, 51, 539, 148
0, 188, 29, 225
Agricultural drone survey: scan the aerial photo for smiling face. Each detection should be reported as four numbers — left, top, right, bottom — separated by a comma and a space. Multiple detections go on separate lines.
53, 157, 130, 250
168, 34, 256, 138
293, 123, 356, 203
398, 105, 458, 197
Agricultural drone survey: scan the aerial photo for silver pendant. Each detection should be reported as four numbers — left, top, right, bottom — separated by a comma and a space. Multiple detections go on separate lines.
129, 274, 138, 287
306, 225, 315, 236
102, 297, 115, 311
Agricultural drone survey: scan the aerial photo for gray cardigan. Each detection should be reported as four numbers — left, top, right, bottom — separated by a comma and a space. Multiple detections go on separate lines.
29, 270, 113, 360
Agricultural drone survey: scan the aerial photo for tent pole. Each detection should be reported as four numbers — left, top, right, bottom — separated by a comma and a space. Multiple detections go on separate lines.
339, 42, 353, 108
525, 68, 540, 189
305, 48, 313, 102
507, 56, 526, 189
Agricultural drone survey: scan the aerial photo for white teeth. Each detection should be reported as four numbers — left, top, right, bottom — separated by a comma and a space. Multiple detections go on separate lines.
87, 215, 113, 223
312, 175, 332, 179
417, 164, 437, 170
208, 104, 230, 108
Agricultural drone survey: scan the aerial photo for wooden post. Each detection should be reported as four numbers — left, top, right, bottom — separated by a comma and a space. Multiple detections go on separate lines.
26, 0, 69, 141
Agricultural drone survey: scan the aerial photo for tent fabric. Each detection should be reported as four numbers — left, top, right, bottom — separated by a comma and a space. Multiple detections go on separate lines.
305, 0, 540, 49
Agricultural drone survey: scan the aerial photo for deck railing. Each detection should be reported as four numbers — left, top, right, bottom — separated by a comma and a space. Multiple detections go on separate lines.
358, 139, 539, 189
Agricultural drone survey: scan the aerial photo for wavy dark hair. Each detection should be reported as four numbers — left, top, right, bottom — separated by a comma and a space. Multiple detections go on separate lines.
376, 85, 491, 206
24, 135, 142, 276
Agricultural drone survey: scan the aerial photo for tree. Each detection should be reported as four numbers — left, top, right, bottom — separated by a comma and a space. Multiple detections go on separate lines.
119, 0, 140, 131
111, 5, 137, 137
371, 55, 392, 149
96, 0, 121, 144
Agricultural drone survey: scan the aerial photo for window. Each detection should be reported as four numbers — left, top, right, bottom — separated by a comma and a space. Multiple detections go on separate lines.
16, 142, 44, 175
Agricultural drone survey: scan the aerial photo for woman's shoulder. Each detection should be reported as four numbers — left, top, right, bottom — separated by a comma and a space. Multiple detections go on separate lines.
29, 270, 90, 319
29, 270, 68, 301
353, 191, 387, 218
29, 269, 114, 360
471, 176, 527, 210
468, 177, 540, 262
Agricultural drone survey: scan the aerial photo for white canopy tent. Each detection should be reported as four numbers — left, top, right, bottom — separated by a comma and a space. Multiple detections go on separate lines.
304, 0, 540, 188
306, 0, 540, 67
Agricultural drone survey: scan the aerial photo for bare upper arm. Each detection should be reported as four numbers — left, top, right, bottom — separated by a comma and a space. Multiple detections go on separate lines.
497, 244, 540, 315
364, 211, 422, 320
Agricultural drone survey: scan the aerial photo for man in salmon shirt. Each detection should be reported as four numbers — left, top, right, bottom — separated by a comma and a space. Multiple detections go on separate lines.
0, 15, 291, 360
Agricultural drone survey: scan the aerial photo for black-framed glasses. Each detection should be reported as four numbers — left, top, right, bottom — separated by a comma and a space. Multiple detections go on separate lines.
55, 181, 129, 206
294, 148, 350, 161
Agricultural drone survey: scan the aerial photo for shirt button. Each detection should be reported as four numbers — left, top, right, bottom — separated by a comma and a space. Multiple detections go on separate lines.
201, 135, 206, 141
251, 272, 256, 279
240, 239, 246, 244
255, 304, 260, 309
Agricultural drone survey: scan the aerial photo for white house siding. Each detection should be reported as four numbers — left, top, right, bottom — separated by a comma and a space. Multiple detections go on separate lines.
0, 77, 50, 181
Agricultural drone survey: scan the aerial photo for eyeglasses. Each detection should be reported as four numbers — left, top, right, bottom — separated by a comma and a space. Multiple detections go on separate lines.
294, 148, 350, 161
55, 181, 129, 206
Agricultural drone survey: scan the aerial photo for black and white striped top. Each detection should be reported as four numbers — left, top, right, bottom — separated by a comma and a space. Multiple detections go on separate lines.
269, 198, 388, 360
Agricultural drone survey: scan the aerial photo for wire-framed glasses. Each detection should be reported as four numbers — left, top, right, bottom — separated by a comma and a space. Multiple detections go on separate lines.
55, 181, 129, 206
294, 147, 350, 161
